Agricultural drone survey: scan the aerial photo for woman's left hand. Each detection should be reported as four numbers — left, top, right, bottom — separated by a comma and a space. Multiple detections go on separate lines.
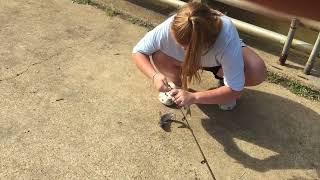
169, 89, 196, 107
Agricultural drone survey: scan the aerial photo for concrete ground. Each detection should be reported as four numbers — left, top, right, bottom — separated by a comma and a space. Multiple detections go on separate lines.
0, 0, 319, 179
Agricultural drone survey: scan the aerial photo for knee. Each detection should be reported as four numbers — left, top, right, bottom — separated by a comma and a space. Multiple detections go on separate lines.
245, 59, 267, 86
250, 61, 267, 86
243, 47, 268, 86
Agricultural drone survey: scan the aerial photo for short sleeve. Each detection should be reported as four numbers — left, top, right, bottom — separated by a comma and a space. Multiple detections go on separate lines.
220, 39, 245, 91
132, 28, 162, 55
132, 16, 174, 55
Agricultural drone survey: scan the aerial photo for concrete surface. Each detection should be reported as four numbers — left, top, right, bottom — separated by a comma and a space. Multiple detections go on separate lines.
0, 0, 319, 179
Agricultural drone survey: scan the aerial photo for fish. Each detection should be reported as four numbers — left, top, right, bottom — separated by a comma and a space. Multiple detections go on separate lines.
159, 112, 175, 132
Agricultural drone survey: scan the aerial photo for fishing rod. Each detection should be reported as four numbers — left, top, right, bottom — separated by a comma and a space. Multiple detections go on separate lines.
163, 82, 217, 180
178, 107, 216, 180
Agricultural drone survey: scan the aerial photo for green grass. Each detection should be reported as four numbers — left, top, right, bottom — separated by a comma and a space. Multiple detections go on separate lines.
104, 6, 121, 17
72, 0, 320, 101
267, 71, 320, 101
104, 6, 155, 30
73, 0, 155, 31
72, 0, 91, 4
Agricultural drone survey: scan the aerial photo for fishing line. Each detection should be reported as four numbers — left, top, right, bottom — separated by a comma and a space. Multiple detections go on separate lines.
178, 107, 216, 180
163, 83, 216, 179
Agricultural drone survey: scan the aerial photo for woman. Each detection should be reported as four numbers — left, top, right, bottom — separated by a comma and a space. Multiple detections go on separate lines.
132, 2, 266, 110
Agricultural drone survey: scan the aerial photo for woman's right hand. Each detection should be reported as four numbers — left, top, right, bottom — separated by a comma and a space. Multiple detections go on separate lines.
153, 73, 171, 92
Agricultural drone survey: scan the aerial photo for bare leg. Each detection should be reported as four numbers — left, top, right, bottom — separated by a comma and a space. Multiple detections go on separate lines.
243, 47, 267, 86
216, 47, 267, 87
151, 51, 182, 87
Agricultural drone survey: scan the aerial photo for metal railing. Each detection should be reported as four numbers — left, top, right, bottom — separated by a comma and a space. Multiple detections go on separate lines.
209, 0, 320, 74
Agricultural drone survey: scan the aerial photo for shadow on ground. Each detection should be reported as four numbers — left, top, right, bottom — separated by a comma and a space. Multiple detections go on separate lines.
198, 89, 320, 175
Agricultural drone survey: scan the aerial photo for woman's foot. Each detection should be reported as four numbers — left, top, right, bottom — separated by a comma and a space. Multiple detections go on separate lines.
159, 92, 174, 106
219, 100, 237, 111
217, 78, 236, 111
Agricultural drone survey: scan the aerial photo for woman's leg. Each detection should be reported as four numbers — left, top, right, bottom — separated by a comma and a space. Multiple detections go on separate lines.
216, 47, 267, 87
151, 51, 182, 87
243, 47, 267, 86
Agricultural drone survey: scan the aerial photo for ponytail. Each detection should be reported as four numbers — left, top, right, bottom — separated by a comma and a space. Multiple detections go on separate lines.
171, 2, 222, 90
181, 17, 202, 89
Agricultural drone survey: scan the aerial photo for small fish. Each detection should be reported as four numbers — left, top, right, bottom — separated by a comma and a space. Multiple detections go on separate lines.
159, 112, 175, 132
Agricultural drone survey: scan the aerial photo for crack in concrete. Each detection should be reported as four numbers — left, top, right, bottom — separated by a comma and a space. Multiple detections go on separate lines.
0, 47, 72, 83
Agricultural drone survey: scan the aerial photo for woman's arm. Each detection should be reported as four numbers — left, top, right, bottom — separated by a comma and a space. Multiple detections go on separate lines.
132, 52, 170, 92
132, 52, 156, 79
170, 86, 241, 106
193, 86, 242, 104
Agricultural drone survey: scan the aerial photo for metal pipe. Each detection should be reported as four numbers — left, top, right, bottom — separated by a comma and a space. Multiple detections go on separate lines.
279, 18, 299, 65
153, 0, 317, 56
230, 18, 313, 54
304, 33, 320, 75
156, 0, 185, 8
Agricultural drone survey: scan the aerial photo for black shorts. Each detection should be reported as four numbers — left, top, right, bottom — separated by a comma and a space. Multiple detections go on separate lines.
202, 66, 223, 80
202, 39, 246, 80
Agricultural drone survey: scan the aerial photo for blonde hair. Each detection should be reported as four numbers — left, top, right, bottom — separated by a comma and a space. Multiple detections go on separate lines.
171, 2, 222, 89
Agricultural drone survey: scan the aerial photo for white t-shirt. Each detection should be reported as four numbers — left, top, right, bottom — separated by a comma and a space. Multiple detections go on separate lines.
132, 15, 245, 91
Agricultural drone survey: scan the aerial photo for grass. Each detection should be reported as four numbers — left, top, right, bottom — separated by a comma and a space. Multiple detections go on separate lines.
267, 71, 320, 101
72, 0, 320, 101
73, 0, 155, 31
72, 0, 91, 4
